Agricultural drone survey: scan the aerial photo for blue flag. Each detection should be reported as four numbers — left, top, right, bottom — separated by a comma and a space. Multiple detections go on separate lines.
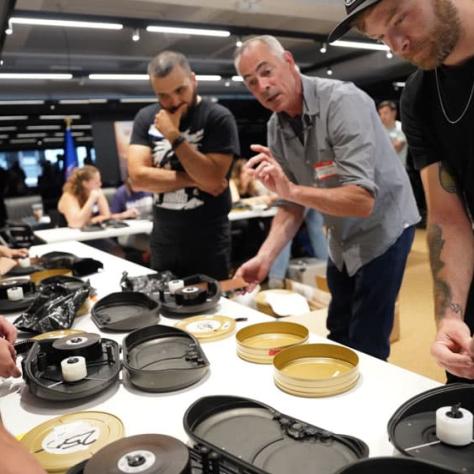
64, 126, 78, 178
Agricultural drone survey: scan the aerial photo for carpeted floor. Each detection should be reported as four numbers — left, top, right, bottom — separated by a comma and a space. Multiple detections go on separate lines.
389, 229, 445, 382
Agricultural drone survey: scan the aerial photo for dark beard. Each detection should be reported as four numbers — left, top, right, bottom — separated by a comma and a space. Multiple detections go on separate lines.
403, 0, 461, 69
163, 88, 198, 115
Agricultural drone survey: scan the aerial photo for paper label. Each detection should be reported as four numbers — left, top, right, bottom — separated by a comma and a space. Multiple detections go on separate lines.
42, 422, 100, 454
187, 320, 222, 333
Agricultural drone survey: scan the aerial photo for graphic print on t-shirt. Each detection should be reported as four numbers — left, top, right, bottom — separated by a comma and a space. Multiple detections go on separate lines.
148, 124, 205, 211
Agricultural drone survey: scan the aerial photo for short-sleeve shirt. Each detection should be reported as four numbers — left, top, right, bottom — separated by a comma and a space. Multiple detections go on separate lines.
401, 57, 474, 218
384, 121, 407, 167
110, 185, 153, 218
130, 99, 240, 225
268, 75, 420, 276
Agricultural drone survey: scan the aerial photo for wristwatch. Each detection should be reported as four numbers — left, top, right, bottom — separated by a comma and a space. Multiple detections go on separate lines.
171, 134, 186, 150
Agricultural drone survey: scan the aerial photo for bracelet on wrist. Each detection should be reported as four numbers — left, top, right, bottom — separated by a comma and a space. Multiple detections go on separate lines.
171, 134, 186, 150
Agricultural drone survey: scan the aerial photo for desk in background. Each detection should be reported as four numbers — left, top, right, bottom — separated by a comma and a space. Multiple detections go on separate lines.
34, 207, 278, 244
0, 240, 440, 459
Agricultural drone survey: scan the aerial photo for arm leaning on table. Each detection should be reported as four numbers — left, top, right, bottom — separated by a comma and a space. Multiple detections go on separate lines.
58, 189, 111, 228
0, 246, 28, 259
422, 162, 474, 379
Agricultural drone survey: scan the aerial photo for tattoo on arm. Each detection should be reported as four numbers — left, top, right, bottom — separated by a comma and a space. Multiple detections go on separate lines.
427, 224, 464, 322
438, 163, 457, 193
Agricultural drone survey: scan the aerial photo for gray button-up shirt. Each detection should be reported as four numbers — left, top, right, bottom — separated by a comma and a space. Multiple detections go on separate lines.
268, 75, 420, 276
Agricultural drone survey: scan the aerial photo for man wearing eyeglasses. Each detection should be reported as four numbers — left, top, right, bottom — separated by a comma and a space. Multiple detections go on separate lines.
128, 51, 239, 280
330, 0, 474, 382
234, 36, 419, 361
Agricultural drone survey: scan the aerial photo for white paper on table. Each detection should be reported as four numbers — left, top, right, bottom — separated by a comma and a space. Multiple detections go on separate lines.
265, 292, 310, 316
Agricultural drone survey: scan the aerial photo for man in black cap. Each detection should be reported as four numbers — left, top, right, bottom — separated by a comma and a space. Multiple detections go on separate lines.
330, 0, 474, 382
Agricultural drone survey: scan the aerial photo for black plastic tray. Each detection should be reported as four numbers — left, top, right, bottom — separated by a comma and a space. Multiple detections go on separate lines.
22, 332, 121, 401
40, 251, 76, 267
39, 275, 87, 292
336, 456, 456, 473
184, 395, 369, 474
5, 263, 42, 276
388, 384, 474, 473
123, 325, 209, 392
92, 291, 160, 332
0, 277, 36, 312
159, 274, 221, 318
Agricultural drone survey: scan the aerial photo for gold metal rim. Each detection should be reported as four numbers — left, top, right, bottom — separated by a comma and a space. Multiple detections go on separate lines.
175, 314, 236, 342
236, 321, 309, 363
272, 343, 360, 396
274, 373, 359, 397
21, 411, 124, 472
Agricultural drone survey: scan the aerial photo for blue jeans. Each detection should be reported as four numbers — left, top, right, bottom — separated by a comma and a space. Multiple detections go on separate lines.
326, 225, 415, 360
269, 209, 328, 280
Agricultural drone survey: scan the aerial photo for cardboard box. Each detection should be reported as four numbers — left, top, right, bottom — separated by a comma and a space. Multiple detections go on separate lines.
288, 258, 327, 287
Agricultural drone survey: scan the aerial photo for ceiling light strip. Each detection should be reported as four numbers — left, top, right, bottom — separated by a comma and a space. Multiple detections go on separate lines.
330, 40, 389, 51
196, 75, 222, 81
119, 97, 156, 103
89, 74, 148, 81
0, 73, 73, 80
26, 125, 62, 130
0, 100, 45, 105
40, 114, 81, 120
146, 25, 229, 37
10, 17, 123, 30
0, 115, 28, 120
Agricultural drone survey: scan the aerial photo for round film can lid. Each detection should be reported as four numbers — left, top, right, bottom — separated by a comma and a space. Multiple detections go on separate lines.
175, 315, 236, 342
32, 329, 86, 341
84, 434, 190, 474
21, 411, 124, 473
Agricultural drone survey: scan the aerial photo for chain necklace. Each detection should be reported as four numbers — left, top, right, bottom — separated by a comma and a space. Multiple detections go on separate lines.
435, 67, 474, 125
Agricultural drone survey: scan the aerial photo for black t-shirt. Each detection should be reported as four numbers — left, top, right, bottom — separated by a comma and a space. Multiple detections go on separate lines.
401, 57, 474, 217
130, 99, 240, 225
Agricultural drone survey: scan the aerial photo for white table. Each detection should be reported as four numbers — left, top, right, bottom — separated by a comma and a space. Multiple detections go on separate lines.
34, 219, 153, 244
34, 208, 278, 244
0, 241, 439, 460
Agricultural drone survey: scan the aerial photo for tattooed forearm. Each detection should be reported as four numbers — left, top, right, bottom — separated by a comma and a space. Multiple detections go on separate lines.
427, 223, 464, 322
439, 163, 457, 193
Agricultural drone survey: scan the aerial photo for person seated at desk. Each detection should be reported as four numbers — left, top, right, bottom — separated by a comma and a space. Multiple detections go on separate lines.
58, 166, 128, 256
110, 177, 153, 220
58, 165, 136, 229
111, 178, 153, 257
0, 245, 28, 276
230, 158, 276, 207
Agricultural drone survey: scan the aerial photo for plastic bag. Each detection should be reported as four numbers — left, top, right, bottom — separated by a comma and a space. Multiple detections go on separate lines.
14, 281, 91, 333
120, 271, 175, 301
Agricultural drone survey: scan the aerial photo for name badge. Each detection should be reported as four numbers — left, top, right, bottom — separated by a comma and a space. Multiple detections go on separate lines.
314, 160, 338, 181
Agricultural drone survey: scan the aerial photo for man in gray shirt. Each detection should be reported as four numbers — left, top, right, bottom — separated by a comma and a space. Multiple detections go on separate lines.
235, 36, 420, 360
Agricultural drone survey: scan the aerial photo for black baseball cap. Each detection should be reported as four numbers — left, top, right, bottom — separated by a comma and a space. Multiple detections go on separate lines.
328, 0, 383, 43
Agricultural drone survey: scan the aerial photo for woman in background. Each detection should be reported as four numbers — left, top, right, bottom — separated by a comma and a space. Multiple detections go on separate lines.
58, 165, 136, 228
230, 158, 276, 206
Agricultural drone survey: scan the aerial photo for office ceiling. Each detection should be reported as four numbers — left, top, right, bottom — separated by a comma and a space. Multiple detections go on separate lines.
0, 0, 415, 151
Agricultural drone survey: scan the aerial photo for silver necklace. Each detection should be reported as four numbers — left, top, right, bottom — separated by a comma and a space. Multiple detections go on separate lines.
435, 67, 474, 125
